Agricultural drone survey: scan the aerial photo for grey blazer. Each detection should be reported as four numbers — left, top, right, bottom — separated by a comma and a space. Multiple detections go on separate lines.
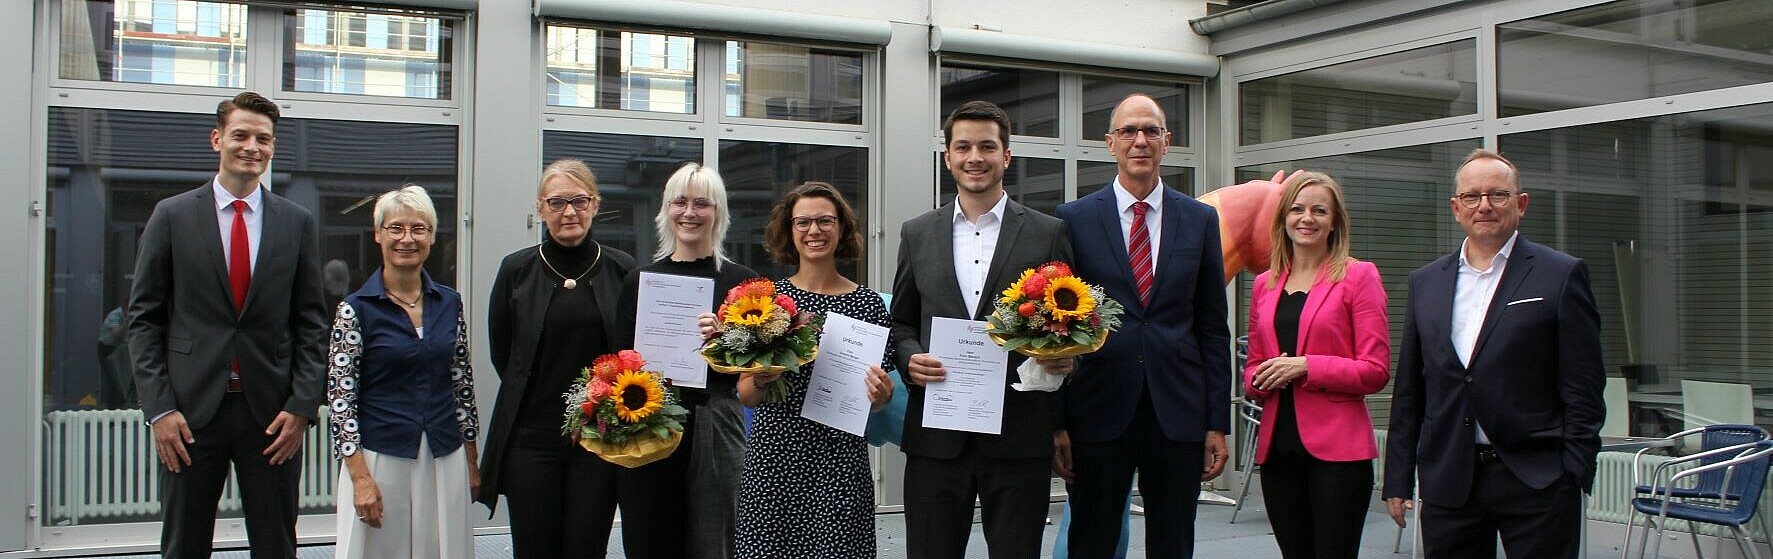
889, 198, 1074, 460
127, 182, 328, 430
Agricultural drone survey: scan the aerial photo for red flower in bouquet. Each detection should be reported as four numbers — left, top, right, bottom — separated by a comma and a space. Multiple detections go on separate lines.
988, 261, 1125, 359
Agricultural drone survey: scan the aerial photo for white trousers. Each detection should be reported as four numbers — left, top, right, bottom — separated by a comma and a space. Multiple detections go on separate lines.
335, 438, 472, 559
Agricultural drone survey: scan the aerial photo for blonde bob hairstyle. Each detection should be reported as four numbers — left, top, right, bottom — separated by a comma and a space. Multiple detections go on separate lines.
1266, 171, 1353, 287
373, 184, 438, 229
653, 162, 731, 269
537, 158, 601, 199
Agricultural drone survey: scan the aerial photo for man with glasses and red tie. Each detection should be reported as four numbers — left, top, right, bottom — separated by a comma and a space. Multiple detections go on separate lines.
128, 91, 328, 559
1053, 93, 1232, 559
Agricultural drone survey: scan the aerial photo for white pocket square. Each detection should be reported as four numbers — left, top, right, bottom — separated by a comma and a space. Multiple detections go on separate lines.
1507, 297, 1544, 306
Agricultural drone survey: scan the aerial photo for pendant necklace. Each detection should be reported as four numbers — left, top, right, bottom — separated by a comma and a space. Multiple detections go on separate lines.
387, 290, 421, 308
539, 242, 601, 290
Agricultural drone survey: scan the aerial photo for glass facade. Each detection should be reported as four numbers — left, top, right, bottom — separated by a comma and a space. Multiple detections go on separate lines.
939, 62, 1059, 137
1498, 0, 1773, 117
284, 9, 455, 99
723, 41, 865, 124
59, 0, 248, 86
43, 107, 459, 525
544, 25, 696, 112
1240, 39, 1477, 145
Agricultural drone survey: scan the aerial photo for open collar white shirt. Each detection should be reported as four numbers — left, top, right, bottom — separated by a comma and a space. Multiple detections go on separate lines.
212, 177, 265, 272
1112, 177, 1165, 271
953, 192, 1008, 317
1453, 230, 1518, 444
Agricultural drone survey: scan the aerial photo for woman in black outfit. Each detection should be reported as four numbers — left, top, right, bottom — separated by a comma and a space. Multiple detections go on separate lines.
616, 162, 759, 559
478, 159, 675, 557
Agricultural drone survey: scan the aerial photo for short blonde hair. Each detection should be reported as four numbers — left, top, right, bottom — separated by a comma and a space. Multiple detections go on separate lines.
1266, 171, 1352, 286
653, 162, 731, 268
539, 158, 600, 198
373, 184, 437, 229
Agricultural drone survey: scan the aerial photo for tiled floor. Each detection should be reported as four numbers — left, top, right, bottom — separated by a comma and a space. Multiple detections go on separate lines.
89, 488, 1626, 558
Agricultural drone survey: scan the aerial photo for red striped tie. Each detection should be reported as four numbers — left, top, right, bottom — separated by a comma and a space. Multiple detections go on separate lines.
1129, 201, 1154, 307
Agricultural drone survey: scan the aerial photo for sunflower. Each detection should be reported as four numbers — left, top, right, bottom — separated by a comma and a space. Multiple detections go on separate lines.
723, 295, 775, 327
612, 371, 665, 423
1044, 275, 1097, 323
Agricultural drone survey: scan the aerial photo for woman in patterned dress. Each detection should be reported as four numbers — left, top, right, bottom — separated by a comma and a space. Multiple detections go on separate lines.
326, 185, 479, 558
728, 182, 895, 558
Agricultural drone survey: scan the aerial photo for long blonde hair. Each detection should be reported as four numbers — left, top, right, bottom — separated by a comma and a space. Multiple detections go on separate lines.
1266, 171, 1353, 287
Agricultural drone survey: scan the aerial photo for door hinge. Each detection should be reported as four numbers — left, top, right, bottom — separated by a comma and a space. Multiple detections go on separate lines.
29, 200, 43, 217
25, 502, 37, 520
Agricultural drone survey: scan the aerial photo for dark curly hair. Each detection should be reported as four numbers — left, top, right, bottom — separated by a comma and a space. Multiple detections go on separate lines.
764, 182, 864, 265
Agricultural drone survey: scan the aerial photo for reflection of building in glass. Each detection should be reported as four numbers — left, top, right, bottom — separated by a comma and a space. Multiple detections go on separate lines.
545, 27, 696, 112
288, 9, 450, 99
70, 1, 451, 98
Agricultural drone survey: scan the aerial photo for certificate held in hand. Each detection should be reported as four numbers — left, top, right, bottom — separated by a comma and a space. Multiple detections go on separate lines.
633, 272, 716, 388
922, 317, 1010, 435
800, 312, 889, 436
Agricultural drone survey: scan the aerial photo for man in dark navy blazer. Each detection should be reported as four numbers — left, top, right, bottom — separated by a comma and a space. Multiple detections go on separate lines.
129, 92, 327, 558
1053, 93, 1232, 559
1383, 149, 1604, 558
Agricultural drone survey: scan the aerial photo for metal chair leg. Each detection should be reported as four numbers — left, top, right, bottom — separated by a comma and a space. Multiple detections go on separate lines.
1229, 464, 1256, 523
1649, 515, 1667, 559
1621, 508, 1636, 559
1689, 519, 1705, 559
1393, 521, 1405, 553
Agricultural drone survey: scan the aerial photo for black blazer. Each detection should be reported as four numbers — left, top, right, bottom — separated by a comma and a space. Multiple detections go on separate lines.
889, 198, 1073, 460
1054, 182, 1233, 444
476, 241, 637, 508
1383, 236, 1605, 507
126, 182, 328, 430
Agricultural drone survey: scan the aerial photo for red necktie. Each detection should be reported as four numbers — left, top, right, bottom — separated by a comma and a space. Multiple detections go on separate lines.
1129, 201, 1154, 307
229, 200, 251, 313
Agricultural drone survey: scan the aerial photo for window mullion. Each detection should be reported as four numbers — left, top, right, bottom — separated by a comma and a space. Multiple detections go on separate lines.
247, 5, 282, 96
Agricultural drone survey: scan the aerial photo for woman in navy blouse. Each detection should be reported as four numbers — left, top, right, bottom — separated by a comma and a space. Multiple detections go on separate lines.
326, 185, 480, 558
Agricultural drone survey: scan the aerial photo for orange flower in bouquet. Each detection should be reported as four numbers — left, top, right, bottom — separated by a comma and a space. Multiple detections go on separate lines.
700, 278, 822, 403
986, 261, 1125, 359
563, 350, 689, 467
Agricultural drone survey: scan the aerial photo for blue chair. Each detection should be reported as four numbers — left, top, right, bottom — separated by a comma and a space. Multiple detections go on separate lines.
1624, 440, 1773, 559
1631, 424, 1769, 500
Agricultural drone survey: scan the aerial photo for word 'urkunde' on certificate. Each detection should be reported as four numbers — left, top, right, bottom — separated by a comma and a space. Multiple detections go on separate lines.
922, 317, 1009, 435
800, 312, 889, 436
634, 272, 716, 389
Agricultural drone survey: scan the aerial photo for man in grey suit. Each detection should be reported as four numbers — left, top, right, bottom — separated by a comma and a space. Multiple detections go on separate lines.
128, 92, 327, 559
890, 100, 1074, 558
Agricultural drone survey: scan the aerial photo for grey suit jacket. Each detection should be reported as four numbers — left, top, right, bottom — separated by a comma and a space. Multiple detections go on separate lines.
127, 182, 328, 430
889, 198, 1073, 460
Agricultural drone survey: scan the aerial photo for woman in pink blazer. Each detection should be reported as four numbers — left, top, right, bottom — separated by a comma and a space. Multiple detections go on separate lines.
1243, 171, 1391, 559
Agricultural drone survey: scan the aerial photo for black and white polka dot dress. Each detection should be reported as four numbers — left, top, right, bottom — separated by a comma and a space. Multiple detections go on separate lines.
734, 280, 893, 558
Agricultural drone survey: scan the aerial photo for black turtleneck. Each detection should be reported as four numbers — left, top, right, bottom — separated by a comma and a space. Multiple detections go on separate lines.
512, 234, 610, 444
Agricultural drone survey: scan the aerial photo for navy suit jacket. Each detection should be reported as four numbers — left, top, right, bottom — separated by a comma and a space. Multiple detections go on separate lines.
1383, 236, 1605, 507
1054, 182, 1232, 443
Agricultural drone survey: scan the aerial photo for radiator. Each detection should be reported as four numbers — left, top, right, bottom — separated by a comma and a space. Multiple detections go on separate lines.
43, 408, 338, 525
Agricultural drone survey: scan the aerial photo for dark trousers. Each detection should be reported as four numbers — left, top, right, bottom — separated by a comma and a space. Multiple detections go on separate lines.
903, 443, 1050, 559
160, 393, 299, 559
1259, 454, 1373, 559
1068, 392, 1204, 559
1420, 459, 1581, 559
502, 426, 687, 558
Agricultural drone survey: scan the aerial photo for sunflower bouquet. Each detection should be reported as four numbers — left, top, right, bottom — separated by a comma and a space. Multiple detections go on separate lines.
986, 261, 1125, 359
562, 350, 690, 468
700, 278, 822, 403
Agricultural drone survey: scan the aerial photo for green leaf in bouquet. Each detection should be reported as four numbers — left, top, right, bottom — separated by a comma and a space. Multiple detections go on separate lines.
651, 425, 669, 439
1070, 329, 1092, 345
1002, 336, 1030, 352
